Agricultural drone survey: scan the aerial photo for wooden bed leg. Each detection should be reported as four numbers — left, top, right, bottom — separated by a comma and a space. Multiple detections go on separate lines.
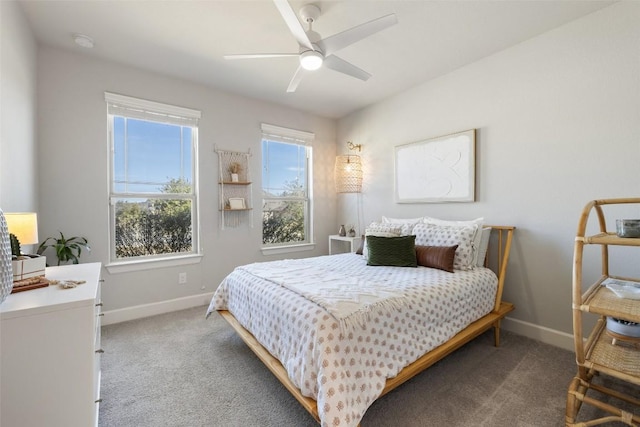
493, 319, 501, 347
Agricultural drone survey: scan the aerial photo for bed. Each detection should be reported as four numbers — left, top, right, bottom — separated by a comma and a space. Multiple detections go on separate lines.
207, 224, 514, 427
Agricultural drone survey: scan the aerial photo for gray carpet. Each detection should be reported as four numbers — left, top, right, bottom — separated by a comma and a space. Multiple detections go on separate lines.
98, 306, 636, 426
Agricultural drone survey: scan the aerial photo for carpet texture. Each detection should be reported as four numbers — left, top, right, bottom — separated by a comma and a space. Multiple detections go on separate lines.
98, 306, 636, 426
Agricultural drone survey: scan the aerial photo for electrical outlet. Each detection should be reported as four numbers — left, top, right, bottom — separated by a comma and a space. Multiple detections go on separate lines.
178, 272, 187, 284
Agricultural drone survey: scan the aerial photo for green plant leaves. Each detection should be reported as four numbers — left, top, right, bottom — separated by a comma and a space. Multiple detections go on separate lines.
36, 232, 90, 266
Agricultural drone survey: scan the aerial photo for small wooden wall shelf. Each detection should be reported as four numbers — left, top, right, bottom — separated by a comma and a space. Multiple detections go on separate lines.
215, 147, 252, 229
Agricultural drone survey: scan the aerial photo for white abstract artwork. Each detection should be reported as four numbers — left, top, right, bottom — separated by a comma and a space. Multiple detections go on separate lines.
395, 129, 475, 203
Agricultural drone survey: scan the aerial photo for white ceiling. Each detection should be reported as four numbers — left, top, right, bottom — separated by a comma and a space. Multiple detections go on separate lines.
19, 0, 614, 119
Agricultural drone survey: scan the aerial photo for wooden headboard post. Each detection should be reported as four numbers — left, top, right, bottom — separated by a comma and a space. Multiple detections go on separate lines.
486, 225, 515, 312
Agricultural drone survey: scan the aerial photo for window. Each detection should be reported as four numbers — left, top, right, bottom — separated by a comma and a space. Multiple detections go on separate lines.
261, 124, 313, 247
105, 92, 200, 264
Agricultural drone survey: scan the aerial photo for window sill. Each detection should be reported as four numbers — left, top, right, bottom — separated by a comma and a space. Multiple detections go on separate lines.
261, 243, 316, 256
106, 254, 203, 274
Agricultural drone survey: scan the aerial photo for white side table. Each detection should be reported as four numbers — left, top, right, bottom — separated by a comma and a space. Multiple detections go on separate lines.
329, 235, 362, 255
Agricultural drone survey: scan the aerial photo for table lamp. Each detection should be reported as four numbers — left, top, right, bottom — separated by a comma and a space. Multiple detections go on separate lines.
5, 212, 39, 256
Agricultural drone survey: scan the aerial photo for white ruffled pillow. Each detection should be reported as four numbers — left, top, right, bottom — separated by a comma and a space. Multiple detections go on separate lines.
413, 223, 478, 270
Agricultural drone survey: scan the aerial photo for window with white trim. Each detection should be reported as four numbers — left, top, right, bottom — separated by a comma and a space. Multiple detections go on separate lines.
105, 92, 200, 263
261, 123, 313, 247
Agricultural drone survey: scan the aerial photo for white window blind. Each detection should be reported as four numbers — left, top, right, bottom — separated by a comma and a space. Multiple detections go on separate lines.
105, 92, 201, 127
261, 123, 314, 146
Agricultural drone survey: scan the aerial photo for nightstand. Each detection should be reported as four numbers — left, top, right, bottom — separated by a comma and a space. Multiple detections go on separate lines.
329, 235, 362, 255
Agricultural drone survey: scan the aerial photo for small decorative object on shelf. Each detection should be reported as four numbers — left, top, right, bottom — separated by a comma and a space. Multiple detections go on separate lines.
229, 198, 246, 210
338, 225, 346, 237
348, 226, 356, 237
606, 316, 640, 338
229, 162, 241, 183
616, 219, 640, 238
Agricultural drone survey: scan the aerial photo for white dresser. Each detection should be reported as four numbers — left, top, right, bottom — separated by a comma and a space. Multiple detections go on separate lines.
0, 262, 102, 427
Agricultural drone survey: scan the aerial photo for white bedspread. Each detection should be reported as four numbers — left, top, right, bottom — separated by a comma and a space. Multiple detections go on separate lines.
207, 253, 498, 427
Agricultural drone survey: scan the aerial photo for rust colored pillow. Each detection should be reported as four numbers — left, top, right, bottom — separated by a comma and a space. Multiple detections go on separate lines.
415, 245, 458, 273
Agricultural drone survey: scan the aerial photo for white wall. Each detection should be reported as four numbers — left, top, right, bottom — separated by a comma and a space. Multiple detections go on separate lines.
337, 2, 640, 345
0, 1, 38, 214
36, 47, 337, 314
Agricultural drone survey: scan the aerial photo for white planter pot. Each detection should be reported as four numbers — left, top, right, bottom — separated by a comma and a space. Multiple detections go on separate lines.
12, 255, 46, 281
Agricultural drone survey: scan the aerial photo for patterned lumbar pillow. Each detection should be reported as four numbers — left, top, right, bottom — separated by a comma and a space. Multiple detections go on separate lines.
366, 235, 417, 267
415, 245, 458, 273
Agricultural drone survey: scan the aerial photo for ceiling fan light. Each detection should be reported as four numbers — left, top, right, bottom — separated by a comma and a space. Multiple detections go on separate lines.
300, 50, 323, 71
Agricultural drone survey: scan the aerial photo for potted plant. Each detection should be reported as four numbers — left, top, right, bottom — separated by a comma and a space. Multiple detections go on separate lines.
229, 162, 241, 182
37, 232, 90, 266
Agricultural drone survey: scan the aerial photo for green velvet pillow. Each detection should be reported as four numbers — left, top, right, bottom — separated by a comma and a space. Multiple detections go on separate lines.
366, 235, 417, 267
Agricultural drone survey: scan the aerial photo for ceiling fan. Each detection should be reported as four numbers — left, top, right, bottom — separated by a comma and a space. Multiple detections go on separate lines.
224, 0, 398, 92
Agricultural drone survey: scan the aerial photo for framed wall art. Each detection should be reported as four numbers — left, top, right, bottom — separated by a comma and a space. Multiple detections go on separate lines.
228, 198, 246, 210
394, 129, 476, 203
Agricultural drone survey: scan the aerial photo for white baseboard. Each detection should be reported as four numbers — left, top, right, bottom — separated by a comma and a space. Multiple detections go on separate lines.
102, 292, 214, 326
502, 316, 575, 351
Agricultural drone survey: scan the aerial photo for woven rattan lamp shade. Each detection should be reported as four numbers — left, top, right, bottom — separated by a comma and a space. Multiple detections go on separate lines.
335, 155, 362, 193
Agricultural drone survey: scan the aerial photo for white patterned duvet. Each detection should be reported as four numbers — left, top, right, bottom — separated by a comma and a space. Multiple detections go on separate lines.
207, 253, 498, 427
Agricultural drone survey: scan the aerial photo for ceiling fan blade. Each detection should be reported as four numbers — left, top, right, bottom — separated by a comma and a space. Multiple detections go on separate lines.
318, 14, 398, 56
224, 53, 298, 60
273, 0, 314, 51
286, 66, 305, 92
324, 55, 371, 81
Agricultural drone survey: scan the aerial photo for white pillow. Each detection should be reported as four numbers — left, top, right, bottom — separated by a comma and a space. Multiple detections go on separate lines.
381, 216, 423, 235
423, 217, 484, 267
475, 227, 492, 267
363, 222, 403, 259
413, 223, 478, 270
381, 216, 423, 224
422, 216, 484, 226
365, 222, 403, 237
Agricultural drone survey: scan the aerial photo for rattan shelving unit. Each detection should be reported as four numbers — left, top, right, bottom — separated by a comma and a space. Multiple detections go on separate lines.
566, 198, 640, 427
